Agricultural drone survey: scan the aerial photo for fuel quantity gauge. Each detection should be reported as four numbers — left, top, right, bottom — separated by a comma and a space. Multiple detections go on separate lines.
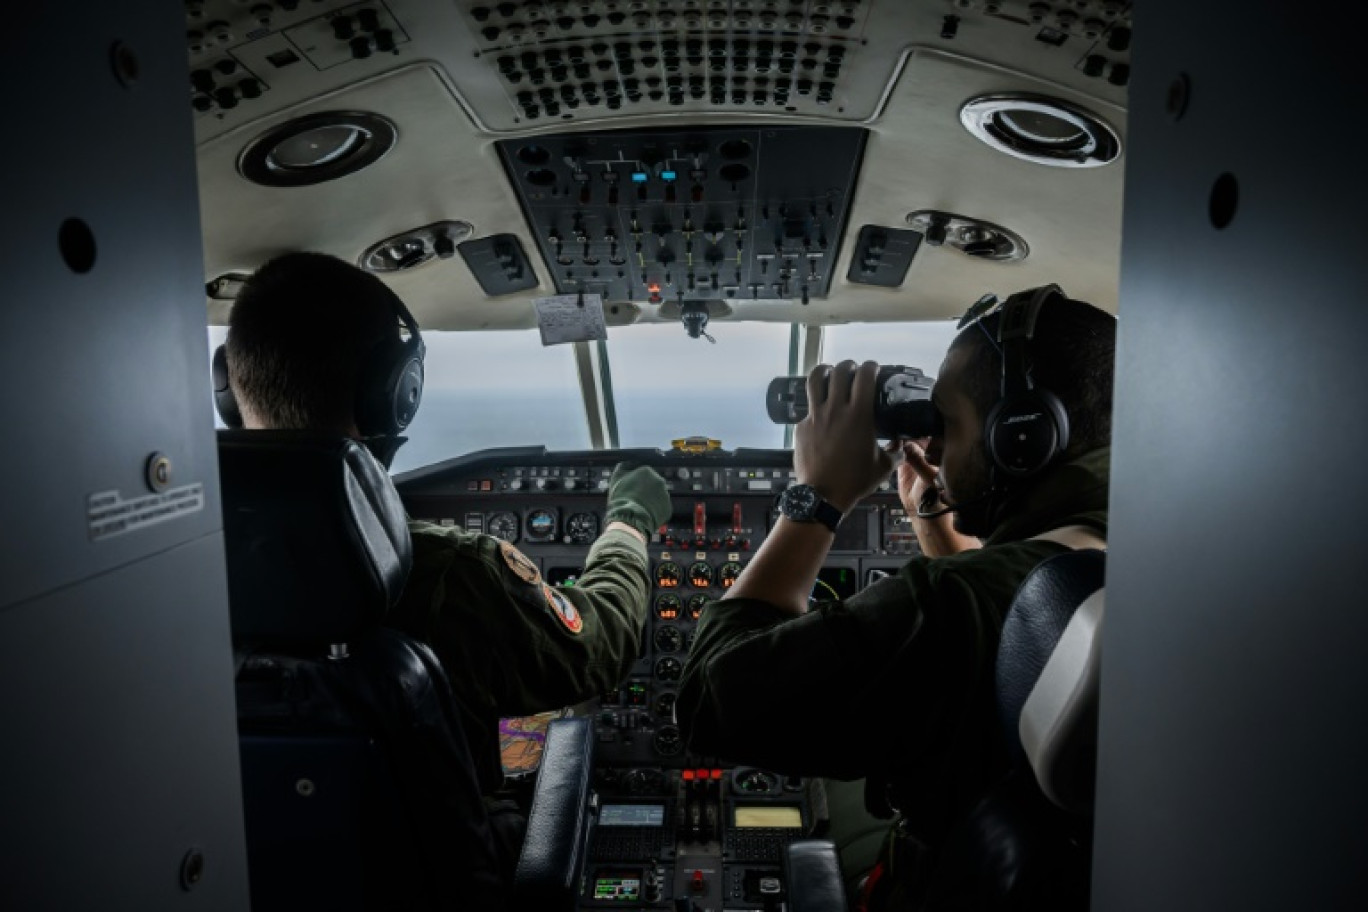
655, 560, 682, 589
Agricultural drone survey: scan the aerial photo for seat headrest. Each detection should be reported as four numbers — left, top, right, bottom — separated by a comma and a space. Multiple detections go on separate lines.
996, 549, 1106, 814
218, 430, 413, 643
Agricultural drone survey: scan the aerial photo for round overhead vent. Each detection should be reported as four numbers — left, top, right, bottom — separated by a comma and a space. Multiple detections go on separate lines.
238, 112, 397, 187
960, 94, 1120, 168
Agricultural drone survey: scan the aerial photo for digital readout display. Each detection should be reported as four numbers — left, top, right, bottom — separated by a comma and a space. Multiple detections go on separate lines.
600, 804, 665, 827
733, 805, 804, 828
593, 874, 642, 901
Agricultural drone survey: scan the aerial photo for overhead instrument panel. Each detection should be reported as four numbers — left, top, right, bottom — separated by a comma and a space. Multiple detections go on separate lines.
464, 0, 876, 122
497, 126, 867, 305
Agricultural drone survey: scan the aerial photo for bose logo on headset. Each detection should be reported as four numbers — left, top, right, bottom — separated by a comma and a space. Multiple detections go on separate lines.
212, 294, 426, 438
981, 284, 1070, 479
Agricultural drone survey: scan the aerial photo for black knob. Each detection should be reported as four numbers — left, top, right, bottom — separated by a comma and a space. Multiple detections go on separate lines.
213, 87, 238, 109
350, 36, 373, 59
1084, 54, 1107, 77
238, 78, 262, 99
433, 234, 456, 259
1108, 63, 1130, 86
213, 58, 238, 76
190, 68, 215, 93
940, 14, 960, 39
1107, 26, 1132, 52
375, 29, 395, 52
191, 94, 213, 112
924, 216, 948, 246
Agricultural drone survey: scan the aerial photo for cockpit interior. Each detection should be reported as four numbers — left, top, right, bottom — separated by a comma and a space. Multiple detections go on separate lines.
10, 0, 1366, 909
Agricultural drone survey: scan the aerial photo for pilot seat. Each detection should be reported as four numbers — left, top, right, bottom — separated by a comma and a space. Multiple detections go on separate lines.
219, 430, 593, 911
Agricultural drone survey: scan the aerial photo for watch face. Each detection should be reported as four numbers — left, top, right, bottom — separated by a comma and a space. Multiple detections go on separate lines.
782, 484, 818, 520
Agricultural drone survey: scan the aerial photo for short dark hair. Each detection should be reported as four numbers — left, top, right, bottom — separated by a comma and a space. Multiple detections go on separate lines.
950, 291, 1116, 457
225, 251, 402, 431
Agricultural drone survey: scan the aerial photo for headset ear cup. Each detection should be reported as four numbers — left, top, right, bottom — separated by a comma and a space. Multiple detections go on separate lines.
985, 389, 1069, 477
355, 337, 425, 437
211, 345, 243, 428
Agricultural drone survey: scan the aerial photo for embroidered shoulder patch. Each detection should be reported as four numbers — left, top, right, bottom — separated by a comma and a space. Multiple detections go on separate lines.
543, 584, 583, 634
498, 540, 542, 585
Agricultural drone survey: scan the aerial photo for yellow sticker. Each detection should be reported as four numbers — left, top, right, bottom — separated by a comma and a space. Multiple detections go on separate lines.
543, 584, 583, 635
498, 539, 541, 585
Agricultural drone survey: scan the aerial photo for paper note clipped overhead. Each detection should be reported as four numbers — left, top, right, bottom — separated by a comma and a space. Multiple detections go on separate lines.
534, 293, 608, 346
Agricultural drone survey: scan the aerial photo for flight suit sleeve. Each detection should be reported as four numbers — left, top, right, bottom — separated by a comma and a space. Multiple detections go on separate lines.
676, 557, 1003, 781
405, 523, 651, 719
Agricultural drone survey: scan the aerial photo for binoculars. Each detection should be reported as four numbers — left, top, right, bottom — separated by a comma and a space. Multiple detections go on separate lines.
765, 365, 942, 440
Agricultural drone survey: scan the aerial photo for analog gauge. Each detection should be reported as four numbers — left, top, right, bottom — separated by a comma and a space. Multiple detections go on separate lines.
719, 561, 743, 589
653, 725, 683, 757
487, 511, 519, 542
655, 656, 683, 681
688, 560, 713, 588
654, 625, 683, 653
654, 692, 677, 719
733, 768, 779, 794
525, 508, 557, 541
655, 593, 682, 620
564, 511, 599, 545
655, 560, 682, 589
687, 594, 709, 620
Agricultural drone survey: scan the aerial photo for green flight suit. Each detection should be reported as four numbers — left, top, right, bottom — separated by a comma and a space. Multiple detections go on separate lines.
676, 447, 1110, 907
387, 523, 650, 795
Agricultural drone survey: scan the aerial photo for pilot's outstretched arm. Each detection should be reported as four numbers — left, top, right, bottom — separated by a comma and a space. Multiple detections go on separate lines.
389, 464, 670, 717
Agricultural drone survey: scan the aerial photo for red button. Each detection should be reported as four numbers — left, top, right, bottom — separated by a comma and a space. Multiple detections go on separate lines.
691, 870, 705, 892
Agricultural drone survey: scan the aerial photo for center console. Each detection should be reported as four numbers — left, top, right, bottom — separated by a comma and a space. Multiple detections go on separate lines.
397, 445, 918, 908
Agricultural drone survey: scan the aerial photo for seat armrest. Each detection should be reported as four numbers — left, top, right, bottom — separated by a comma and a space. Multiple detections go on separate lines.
512, 717, 594, 911
783, 840, 848, 912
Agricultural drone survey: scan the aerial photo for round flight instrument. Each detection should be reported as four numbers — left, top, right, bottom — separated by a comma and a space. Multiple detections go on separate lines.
564, 511, 599, 544
732, 768, 780, 795
718, 561, 743, 588
655, 593, 682, 620
687, 594, 709, 620
688, 560, 713, 588
654, 656, 682, 681
525, 508, 557, 541
487, 511, 519, 542
653, 725, 683, 757
655, 560, 682, 589
654, 625, 683, 653
654, 692, 677, 719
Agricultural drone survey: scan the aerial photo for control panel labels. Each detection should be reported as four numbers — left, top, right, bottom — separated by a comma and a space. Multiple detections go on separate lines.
87, 483, 204, 541
534, 292, 607, 346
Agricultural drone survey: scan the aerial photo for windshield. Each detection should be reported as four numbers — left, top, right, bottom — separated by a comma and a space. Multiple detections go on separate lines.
207, 320, 964, 469
821, 321, 961, 378
608, 322, 793, 451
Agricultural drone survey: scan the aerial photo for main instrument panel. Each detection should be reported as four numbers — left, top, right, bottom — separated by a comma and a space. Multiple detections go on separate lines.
396, 446, 920, 908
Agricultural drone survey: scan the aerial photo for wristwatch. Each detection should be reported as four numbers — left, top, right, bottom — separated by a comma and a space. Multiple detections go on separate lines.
777, 484, 844, 532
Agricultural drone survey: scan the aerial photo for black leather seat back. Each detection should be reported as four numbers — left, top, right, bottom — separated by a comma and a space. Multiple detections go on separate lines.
218, 429, 410, 642
924, 549, 1106, 912
219, 431, 504, 911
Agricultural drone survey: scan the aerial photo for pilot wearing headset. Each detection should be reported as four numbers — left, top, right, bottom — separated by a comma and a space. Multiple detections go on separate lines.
215, 251, 670, 877
676, 286, 1115, 911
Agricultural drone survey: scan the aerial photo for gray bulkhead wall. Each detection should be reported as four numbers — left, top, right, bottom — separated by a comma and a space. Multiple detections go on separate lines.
1096, 0, 1368, 908
0, 3, 248, 910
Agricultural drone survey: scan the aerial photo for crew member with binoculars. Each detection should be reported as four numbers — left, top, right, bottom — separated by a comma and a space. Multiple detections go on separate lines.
677, 286, 1115, 910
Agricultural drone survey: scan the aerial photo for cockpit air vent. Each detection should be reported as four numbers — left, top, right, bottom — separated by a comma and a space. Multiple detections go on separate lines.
238, 112, 397, 187
959, 94, 1120, 168
360, 221, 476, 273
905, 210, 1029, 262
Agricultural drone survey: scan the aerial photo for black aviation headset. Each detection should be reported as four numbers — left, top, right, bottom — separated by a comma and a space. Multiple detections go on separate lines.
980, 283, 1071, 479
212, 295, 426, 438
919, 284, 1072, 524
